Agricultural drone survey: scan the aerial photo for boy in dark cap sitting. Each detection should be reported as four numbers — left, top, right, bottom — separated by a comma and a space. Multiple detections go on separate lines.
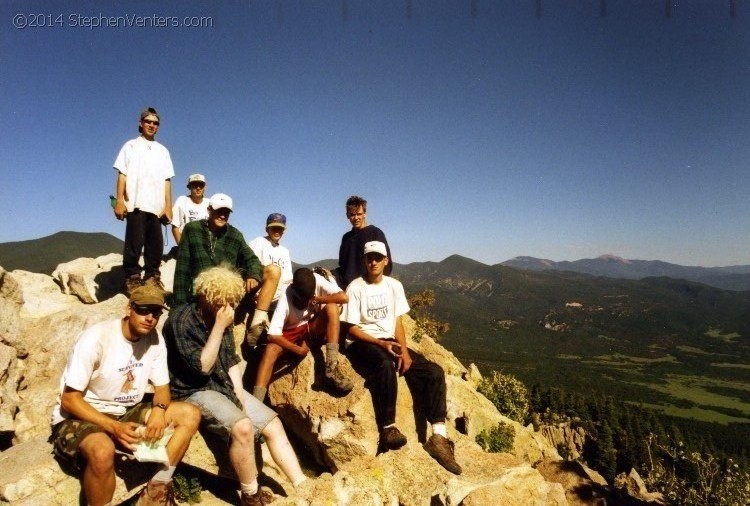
252, 268, 353, 402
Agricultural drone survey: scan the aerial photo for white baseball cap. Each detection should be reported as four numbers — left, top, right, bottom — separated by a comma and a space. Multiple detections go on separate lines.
363, 241, 387, 257
209, 193, 233, 212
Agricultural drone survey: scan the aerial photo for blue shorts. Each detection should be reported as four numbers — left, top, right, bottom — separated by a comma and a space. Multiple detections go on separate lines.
186, 390, 277, 442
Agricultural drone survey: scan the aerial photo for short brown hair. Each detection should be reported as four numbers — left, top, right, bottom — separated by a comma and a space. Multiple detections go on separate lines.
346, 195, 367, 213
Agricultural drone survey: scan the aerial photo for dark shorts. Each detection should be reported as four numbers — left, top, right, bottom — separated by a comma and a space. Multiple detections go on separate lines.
50, 402, 151, 470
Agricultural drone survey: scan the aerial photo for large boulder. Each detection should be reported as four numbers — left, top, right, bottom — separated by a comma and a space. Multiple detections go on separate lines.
52, 253, 124, 304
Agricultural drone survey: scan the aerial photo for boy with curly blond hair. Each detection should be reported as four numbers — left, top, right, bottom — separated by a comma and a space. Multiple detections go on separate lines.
163, 265, 306, 505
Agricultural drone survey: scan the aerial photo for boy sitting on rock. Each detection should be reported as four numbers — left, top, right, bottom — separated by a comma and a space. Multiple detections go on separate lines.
342, 241, 462, 474
252, 267, 353, 402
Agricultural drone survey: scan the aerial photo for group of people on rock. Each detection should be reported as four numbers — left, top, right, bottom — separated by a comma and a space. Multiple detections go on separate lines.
50, 107, 461, 506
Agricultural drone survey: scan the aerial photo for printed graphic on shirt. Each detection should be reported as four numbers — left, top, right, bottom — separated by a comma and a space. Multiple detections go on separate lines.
366, 293, 388, 320
186, 209, 203, 222
115, 357, 143, 404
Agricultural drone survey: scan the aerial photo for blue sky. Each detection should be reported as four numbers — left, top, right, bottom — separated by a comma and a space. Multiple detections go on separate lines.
1, 0, 748, 267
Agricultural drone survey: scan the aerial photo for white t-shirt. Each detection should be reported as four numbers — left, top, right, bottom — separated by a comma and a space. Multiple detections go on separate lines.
343, 276, 410, 340
248, 236, 293, 302
268, 273, 341, 334
113, 136, 174, 215
51, 319, 170, 426
171, 195, 209, 231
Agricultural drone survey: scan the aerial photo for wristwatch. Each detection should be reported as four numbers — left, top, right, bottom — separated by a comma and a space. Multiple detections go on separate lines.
153, 402, 168, 411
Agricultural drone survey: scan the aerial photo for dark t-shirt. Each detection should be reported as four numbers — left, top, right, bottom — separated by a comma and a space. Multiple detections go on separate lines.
337, 224, 392, 288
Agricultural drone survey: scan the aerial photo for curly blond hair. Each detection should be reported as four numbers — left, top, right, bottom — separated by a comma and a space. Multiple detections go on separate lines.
194, 265, 245, 307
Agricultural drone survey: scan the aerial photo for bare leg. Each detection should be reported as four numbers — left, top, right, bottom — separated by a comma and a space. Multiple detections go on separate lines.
229, 418, 258, 484
162, 402, 201, 465
255, 342, 285, 390
255, 264, 281, 312
261, 417, 306, 486
78, 432, 117, 506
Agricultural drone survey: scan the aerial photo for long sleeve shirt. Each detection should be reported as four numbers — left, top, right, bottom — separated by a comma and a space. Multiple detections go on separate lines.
173, 219, 262, 305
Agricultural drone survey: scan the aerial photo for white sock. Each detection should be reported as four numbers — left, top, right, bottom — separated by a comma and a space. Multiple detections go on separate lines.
432, 423, 447, 438
240, 479, 259, 496
251, 309, 269, 326
151, 465, 176, 483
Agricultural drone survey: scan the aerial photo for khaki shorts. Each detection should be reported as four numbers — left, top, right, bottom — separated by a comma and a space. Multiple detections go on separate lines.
50, 402, 151, 470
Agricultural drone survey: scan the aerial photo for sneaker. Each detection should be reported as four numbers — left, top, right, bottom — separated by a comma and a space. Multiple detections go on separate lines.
136, 480, 178, 506
379, 426, 407, 452
246, 319, 268, 346
424, 434, 462, 475
323, 363, 354, 394
240, 487, 274, 506
125, 275, 143, 295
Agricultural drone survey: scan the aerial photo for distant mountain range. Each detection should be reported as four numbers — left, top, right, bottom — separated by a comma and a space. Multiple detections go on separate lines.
500, 255, 750, 291
2, 232, 749, 291
395, 254, 750, 426
0, 231, 123, 274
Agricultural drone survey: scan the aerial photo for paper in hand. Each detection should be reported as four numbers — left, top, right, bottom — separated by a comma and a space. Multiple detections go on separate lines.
132, 424, 175, 464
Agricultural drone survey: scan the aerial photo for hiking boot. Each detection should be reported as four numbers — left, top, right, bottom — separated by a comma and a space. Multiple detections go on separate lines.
240, 487, 274, 506
424, 434, 462, 475
378, 426, 407, 452
136, 480, 178, 506
143, 274, 166, 292
125, 275, 143, 295
246, 319, 268, 346
323, 363, 354, 394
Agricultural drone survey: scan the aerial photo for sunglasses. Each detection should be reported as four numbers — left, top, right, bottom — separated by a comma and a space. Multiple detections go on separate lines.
131, 305, 163, 318
142, 119, 160, 126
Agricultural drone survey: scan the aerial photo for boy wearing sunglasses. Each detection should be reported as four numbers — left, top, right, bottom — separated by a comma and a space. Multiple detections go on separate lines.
50, 285, 201, 506
112, 107, 174, 294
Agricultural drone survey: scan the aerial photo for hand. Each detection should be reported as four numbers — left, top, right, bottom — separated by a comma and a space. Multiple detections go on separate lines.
114, 201, 127, 221
110, 421, 141, 450
162, 207, 173, 223
398, 349, 413, 375
144, 409, 167, 443
383, 341, 401, 358
215, 304, 235, 331
245, 278, 259, 292
295, 340, 310, 357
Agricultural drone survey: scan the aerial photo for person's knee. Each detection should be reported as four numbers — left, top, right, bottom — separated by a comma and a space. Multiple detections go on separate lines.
171, 402, 201, 431
81, 434, 116, 474
263, 264, 281, 282
260, 417, 284, 440
324, 303, 339, 322
231, 418, 255, 445
263, 342, 285, 360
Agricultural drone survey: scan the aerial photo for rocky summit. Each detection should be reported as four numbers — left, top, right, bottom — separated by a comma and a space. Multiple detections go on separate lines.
0, 255, 662, 505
